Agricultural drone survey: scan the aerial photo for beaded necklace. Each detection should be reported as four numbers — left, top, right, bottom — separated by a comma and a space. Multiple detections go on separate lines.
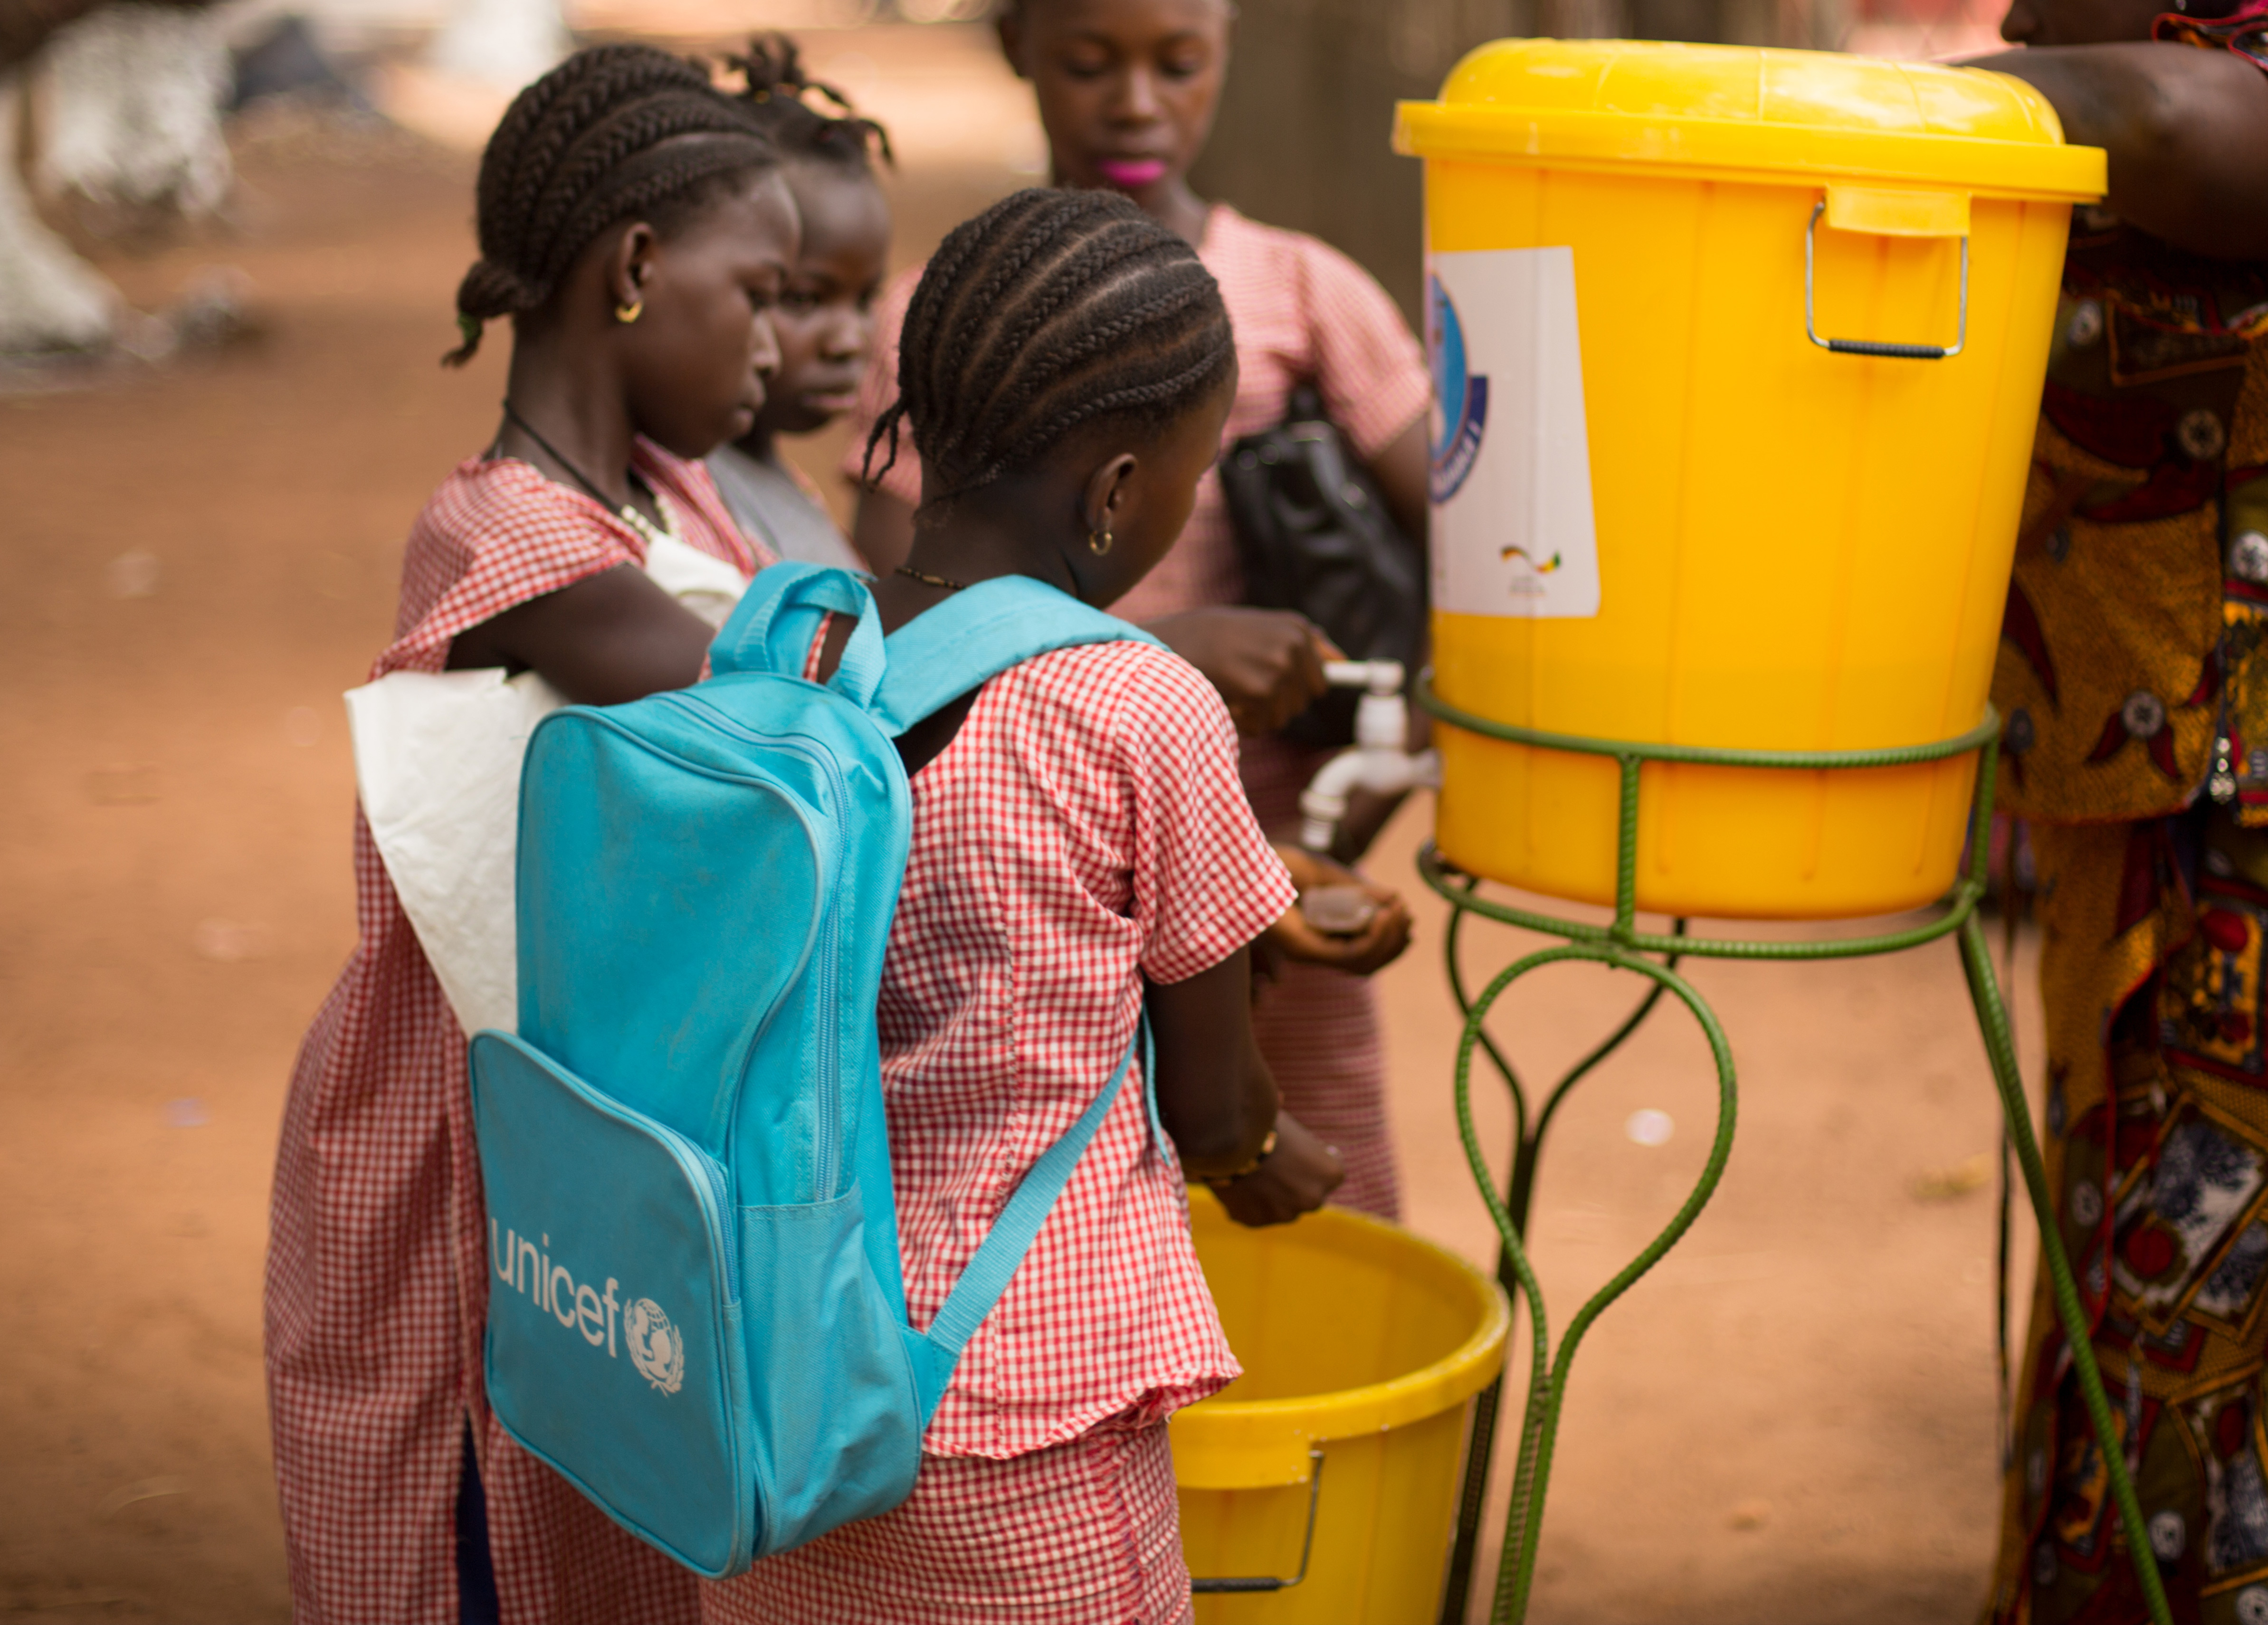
500, 400, 681, 549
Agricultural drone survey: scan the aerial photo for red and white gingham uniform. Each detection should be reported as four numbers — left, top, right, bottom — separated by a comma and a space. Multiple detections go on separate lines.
707, 1414, 1190, 1625
704, 636, 1294, 1623
848, 203, 1429, 1216
265, 443, 764, 1625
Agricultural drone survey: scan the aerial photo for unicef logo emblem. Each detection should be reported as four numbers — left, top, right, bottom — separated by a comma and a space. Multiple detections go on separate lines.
1428, 273, 1489, 504
624, 1298, 685, 1396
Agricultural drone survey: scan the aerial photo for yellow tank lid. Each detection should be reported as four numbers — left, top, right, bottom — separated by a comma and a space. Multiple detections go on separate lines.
1395, 39, 2104, 201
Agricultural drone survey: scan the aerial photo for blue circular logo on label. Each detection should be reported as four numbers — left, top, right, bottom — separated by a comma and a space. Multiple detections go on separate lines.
1427, 275, 1488, 504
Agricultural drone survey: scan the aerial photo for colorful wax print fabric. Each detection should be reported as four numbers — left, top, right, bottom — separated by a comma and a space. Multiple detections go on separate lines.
1990, 193, 2268, 828
1989, 817, 2268, 1624
1987, 22, 2268, 1620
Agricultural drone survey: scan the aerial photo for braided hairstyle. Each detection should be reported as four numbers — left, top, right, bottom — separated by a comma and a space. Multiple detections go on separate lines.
445, 44, 777, 366
725, 35, 893, 171
866, 188, 1233, 508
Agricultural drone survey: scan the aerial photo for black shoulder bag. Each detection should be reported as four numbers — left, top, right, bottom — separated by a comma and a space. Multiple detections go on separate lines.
1220, 384, 1426, 749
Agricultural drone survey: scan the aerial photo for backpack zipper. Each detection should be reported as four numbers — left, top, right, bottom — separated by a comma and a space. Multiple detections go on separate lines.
665, 692, 854, 1200
518, 1037, 742, 1302
654, 1116, 740, 1299
814, 891, 843, 1197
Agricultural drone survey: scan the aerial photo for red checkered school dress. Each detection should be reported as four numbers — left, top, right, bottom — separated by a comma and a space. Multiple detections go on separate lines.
847, 203, 1430, 1216
264, 443, 763, 1625
704, 638, 1297, 1625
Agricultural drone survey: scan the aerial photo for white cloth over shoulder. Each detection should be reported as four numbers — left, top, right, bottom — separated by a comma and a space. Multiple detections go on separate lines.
346, 667, 562, 1038
641, 530, 751, 628
346, 541, 749, 1036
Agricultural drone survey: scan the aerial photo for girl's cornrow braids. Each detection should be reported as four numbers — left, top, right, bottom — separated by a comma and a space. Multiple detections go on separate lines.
969, 268, 1218, 450
982, 219, 1175, 361
520, 98, 700, 267
890, 262, 999, 473
459, 57, 759, 353
900, 203, 1072, 462
938, 193, 1094, 353
957, 263, 1219, 458
956, 340, 1235, 497
489, 50, 654, 181
903, 206, 1206, 485
969, 321, 1234, 489
475, 49, 603, 221
953, 224, 1172, 428
917, 198, 1137, 471
884, 188, 1230, 503
964, 298, 1232, 479
536, 140, 760, 297
507, 49, 713, 205
485, 49, 703, 274
533, 121, 766, 290
908, 187, 1072, 347
948, 353, 1234, 501
445, 45, 775, 366
521, 93, 762, 285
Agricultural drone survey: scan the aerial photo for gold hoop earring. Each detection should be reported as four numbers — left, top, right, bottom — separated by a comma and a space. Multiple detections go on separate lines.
1087, 528, 1114, 557
614, 298, 644, 325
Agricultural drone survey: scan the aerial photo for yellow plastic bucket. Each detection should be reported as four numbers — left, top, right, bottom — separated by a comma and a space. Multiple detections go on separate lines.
1172, 1191, 1509, 1623
1395, 42, 2105, 919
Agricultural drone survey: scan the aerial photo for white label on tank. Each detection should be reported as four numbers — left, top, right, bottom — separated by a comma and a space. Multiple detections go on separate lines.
1426, 247, 1601, 619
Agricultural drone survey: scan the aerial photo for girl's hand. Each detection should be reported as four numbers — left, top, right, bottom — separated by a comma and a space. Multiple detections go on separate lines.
1212, 1112, 1344, 1227
1145, 608, 1338, 736
1265, 845, 1412, 977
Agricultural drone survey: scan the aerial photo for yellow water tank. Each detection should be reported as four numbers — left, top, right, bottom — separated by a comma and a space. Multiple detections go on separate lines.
1396, 42, 2104, 919
1172, 1193, 1508, 1623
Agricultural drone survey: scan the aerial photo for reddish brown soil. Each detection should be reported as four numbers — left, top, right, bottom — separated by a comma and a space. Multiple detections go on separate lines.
0, 115, 2039, 1625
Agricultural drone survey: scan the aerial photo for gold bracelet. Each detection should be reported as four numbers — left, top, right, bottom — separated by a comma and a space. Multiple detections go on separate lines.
1209, 1128, 1280, 1188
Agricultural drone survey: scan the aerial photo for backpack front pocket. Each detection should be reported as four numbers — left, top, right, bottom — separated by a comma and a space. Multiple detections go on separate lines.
469, 1031, 756, 1577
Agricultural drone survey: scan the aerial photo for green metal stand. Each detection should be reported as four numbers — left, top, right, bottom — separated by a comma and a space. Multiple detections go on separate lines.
1417, 682, 2172, 1625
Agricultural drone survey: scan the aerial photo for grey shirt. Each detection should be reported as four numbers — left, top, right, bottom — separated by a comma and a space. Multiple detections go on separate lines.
705, 443, 866, 573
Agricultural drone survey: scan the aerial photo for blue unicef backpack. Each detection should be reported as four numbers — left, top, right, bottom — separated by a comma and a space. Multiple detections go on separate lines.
465, 564, 1162, 1577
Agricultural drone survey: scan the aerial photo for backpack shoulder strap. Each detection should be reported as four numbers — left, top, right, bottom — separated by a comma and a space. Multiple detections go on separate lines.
920, 1019, 1148, 1362
708, 561, 886, 706
871, 575, 1162, 738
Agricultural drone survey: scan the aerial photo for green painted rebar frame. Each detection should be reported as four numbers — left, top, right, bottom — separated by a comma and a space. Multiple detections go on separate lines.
1415, 678, 2173, 1625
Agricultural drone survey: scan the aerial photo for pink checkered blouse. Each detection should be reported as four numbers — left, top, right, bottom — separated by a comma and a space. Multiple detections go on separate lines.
885, 638, 1296, 1457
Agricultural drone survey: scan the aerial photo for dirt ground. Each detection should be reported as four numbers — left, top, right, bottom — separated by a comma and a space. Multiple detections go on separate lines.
0, 29, 2042, 1625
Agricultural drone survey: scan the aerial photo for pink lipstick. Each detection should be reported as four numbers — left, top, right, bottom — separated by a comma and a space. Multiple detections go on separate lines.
1097, 158, 1168, 190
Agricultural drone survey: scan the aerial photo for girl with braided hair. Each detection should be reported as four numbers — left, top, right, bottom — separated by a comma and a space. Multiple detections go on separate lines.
704, 186, 1343, 1625
844, 0, 1426, 1220
266, 44, 798, 1625
705, 35, 892, 572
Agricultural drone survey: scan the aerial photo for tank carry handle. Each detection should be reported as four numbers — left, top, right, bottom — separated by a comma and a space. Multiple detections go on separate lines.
1804, 190, 1970, 361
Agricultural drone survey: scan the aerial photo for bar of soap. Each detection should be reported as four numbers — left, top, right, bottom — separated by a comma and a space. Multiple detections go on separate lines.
1301, 884, 1377, 936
